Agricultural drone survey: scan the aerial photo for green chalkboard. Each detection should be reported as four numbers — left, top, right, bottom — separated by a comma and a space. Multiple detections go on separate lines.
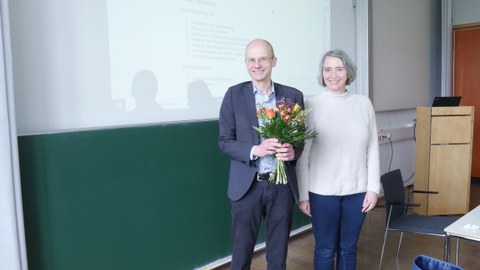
18, 120, 311, 270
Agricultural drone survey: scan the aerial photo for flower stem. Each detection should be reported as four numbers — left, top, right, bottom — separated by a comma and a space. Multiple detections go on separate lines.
269, 159, 287, 184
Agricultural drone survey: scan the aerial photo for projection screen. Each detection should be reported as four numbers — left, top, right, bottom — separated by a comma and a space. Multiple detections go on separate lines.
10, 0, 330, 134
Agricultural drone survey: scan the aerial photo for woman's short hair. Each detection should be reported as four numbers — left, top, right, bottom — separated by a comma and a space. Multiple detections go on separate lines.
317, 49, 357, 87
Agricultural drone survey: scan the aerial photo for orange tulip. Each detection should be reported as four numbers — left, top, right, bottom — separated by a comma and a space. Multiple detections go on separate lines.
266, 108, 276, 119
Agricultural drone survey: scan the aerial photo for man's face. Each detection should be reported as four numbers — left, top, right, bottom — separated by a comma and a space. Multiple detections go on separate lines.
245, 41, 277, 84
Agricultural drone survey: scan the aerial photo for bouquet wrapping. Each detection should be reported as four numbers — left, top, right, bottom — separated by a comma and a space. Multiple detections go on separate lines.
253, 98, 317, 184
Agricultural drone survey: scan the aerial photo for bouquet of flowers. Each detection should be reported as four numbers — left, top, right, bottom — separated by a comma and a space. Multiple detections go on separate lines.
253, 97, 318, 184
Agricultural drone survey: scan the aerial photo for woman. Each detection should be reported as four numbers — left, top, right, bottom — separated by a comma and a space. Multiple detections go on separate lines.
296, 49, 380, 270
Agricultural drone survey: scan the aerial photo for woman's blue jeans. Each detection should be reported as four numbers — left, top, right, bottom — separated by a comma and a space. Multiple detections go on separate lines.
309, 192, 366, 270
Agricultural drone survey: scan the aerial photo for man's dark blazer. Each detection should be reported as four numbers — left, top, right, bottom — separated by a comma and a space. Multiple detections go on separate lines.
218, 81, 304, 203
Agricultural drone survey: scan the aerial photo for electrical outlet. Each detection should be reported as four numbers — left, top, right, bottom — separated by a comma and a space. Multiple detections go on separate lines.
378, 132, 391, 141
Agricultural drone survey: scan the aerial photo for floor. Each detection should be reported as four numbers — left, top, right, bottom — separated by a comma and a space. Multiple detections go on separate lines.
215, 180, 480, 270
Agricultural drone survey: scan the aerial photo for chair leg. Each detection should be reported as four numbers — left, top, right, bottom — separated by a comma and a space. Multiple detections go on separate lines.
396, 232, 404, 258
378, 228, 389, 270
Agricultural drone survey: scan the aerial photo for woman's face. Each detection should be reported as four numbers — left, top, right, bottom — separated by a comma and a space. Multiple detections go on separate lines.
322, 56, 348, 93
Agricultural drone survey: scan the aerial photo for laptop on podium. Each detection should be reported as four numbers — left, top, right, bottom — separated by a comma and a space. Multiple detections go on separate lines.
432, 96, 462, 107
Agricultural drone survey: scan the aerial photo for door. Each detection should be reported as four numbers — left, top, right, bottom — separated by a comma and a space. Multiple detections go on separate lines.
453, 25, 480, 177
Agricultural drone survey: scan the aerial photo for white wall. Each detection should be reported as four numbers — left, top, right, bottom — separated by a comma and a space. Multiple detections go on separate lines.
372, 0, 442, 186
452, 0, 480, 25
330, 0, 419, 183
376, 110, 416, 185
371, 0, 431, 111
330, 0, 356, 73
1, 0, 27, 269
0, 57, 25, 270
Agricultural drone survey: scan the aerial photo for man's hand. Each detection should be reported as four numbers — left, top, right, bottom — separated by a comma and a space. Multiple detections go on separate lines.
252, 138, 281, 158
275, 143, 295, 161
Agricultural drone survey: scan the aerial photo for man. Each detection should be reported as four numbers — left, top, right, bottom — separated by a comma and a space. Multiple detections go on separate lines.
218, 39, 304, 270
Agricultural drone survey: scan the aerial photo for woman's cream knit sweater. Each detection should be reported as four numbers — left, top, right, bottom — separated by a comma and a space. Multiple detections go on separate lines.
296, 90, 381, 201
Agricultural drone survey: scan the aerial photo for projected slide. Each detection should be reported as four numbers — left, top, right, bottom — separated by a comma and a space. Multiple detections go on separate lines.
107, 0, 329, 122
11, 0, 329, 133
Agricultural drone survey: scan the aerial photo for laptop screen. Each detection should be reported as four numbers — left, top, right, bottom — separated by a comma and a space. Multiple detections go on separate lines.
432, 96, 461, 107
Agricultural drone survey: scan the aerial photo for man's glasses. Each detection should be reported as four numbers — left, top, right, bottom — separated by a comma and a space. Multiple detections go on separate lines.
246, 57, 274, 66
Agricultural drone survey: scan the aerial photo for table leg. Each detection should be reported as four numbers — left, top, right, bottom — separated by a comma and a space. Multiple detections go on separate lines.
445, 234, 451, 262
455, 237, 459, 265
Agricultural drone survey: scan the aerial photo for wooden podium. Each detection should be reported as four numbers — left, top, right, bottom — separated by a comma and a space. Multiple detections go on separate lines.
413, 106, 474, 215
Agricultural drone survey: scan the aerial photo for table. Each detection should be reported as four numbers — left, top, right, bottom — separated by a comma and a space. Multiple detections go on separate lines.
444, 205, 480, 264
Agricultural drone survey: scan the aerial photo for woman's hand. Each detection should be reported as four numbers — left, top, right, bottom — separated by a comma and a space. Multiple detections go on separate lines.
299, 200, 311, 217
362, 191, 378, 212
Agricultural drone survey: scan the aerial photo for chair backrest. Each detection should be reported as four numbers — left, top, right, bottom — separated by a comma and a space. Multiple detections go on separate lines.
380, 169, 407, 224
